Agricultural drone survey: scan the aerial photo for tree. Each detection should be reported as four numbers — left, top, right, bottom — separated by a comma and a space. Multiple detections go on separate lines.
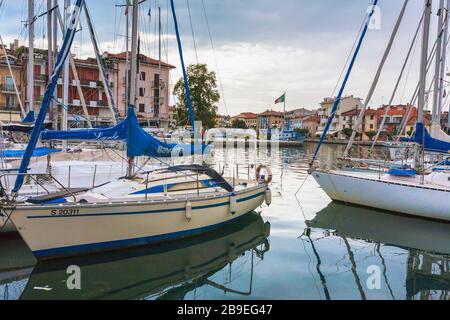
232, 119, 248, 129
173, 64, 220, 129
365, 131, 377, 141
342, 128, 360, 140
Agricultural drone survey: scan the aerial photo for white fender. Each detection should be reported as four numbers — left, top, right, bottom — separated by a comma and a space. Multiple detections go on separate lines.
185, 200, 192, 222
229, 192, 237, 215
265, 188, 272, 206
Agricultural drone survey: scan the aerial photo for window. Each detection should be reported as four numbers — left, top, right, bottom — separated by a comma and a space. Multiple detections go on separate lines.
139, 104, 145, 113
140, 72, 146, 81
5, 76, 14, 91
370, 115, 374, 120
370, 124, 374, 130
139, 88, 145, 97
6, 95, 14, 109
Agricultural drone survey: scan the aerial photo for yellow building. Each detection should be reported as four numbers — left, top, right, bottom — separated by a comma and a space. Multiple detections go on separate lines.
257, 110, 285, 130
0, 48, 23, 122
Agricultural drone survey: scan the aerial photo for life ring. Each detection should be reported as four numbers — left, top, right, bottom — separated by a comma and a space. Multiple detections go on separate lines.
256, 165, 273, 184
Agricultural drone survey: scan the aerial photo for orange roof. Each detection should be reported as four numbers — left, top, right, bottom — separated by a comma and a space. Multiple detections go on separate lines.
259, 110, 285, 117
106, 52, 176, 69
341, 109, 377, 117
238, 112, 258, 119
303, 115, 321, 122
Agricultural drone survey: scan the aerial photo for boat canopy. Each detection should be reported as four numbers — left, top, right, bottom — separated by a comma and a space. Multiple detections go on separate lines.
166, 165, 234, 192
42, 107, 210, 158
407, 123, 450, 154
22, 111, 35, 124
0, 147, 61, 158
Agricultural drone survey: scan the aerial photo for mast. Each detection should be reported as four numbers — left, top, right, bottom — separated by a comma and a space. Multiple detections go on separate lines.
310, 0, 378, 166
416, 0, 433, 174
13, 0, 85, 195
62, 0, 71, 149
157, 6, 161, 121
83, 2, 118, 125
170, 0, 197, 141
127, 0, 139, 178
27, 0, 34, 112
55, 7, 93, 128
419, 0, 432, 125
344, 0, 409, 157
438, 0, 450, 122
47, 0, 54, 124
52, 0, 58, 129
432, 0, 445, 126
125, 1, 130, 108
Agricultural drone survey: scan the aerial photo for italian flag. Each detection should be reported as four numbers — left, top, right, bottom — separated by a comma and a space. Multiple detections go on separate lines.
275, 93, 286, 104
125, 0, 131, 15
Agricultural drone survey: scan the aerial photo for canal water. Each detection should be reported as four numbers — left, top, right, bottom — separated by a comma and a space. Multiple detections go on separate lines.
1, 143, 449, 300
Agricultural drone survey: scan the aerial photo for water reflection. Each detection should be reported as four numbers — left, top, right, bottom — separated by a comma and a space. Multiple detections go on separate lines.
1, 144, 449, 300
304, 202, 450, 300
20, 213, 270, 300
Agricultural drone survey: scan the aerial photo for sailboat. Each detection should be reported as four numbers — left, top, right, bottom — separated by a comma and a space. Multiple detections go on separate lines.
310, 0, 450, 222
1, 0, 271, 260
20, 213, 270, 300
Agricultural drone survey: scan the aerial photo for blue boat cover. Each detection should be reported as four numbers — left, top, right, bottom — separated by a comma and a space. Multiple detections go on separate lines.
0, 147, 61, 158
42, 107, 209, 158
22, 111, 35, 123
408, 123, 450, 154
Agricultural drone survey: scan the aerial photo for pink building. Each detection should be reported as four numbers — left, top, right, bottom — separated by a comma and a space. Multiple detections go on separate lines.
105, 52, 175, 128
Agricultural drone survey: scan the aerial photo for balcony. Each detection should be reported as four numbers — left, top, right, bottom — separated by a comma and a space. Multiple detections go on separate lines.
0, 84, 18, 94
33, 74, 48, 83
151, 80, 166, 89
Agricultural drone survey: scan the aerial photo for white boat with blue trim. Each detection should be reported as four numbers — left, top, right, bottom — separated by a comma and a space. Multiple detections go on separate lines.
309, 0, 450, 222
0, 0, 272, 260
6, 166, 269, 259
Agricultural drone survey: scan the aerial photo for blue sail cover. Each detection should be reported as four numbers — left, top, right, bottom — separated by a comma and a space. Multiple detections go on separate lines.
125, 108, 209, 158
411, 123, 450, 153
42, 107, 210, 158
42, 118, 128, 141
22, 111, 35, 123
0, 148, 61, 158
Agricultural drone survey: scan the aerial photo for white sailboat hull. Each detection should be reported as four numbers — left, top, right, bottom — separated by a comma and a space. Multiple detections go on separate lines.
312, 170, 450, 222
9, 185, 267, 259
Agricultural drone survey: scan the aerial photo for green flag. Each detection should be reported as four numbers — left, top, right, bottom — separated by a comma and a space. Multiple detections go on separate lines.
275, 93, 286, 104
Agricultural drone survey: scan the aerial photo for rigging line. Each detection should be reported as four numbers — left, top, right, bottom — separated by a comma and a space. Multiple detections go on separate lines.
186, 0, 199, 64
345, 0, 409, 158
201, 0, 228, 116
331, 0, 372, 98
370, 10, 424, 152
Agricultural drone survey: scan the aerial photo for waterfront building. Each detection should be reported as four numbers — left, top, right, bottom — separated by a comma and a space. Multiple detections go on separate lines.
316, 95, 363, 139
0, 42, 23, 123
340, 108, 378, 141
258, 110, 285, 130
287, 108, 314, 129
302, 114, 321, 137
104, 52, 175, 130
215, 114, 231, 128
376, 105, 418, 140
232, 112, 258, 129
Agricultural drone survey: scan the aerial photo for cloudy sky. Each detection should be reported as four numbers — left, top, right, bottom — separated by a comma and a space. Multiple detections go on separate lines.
0, 0, 439, 115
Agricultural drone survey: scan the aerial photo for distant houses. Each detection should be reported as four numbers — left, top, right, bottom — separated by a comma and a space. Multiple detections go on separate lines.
226, 94, 435, 141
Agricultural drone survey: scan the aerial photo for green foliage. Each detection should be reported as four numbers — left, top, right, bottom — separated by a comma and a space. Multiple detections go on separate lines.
294, 128, 309, 135
342, 128, 360, 139
173, 64, 220, 129
365, 131, 377, 141
232, 119, 248, 129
